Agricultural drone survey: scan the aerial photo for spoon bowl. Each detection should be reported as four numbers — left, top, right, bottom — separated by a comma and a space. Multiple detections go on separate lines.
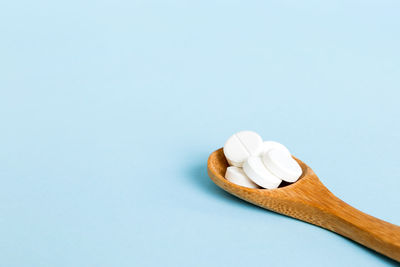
207, 148, 400, 262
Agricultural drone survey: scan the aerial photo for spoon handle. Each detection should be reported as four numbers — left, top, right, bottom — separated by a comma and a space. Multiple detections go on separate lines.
308, 190, 400, 261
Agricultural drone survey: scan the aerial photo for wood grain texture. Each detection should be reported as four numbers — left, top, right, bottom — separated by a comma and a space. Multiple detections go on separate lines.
207, 148, 400, 262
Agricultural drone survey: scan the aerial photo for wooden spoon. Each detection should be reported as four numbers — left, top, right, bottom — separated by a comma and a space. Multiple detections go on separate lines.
207, 148, 400, 262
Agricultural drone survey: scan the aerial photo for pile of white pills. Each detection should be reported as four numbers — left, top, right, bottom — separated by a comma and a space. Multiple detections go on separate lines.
223, 131, 302, 189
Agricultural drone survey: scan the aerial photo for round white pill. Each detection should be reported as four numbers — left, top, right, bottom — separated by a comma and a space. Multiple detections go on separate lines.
225, 166, 260, 189
223, 131, 263, 167
262, 148, 302, 183
262, 141, 291, 155
243, 156, 282, 189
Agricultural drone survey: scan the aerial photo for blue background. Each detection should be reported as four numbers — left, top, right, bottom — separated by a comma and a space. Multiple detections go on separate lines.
1, 1, 399, 266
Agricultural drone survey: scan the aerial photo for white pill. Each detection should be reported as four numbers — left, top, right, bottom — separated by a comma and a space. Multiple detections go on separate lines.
262, 141, 291, 155
243, 156, 282, 189
225, 166, 260, 189
223, 131, 263, 167
263, 148, 302, 183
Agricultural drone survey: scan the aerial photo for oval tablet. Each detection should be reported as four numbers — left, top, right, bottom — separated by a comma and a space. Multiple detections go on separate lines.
243, 156, 282, 189
223, 131, 263, 167
225, 166, 260, 189
263, 148, 302, 183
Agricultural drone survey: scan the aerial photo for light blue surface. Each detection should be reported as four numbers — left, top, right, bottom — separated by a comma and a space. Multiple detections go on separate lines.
1, 1, 400, 266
